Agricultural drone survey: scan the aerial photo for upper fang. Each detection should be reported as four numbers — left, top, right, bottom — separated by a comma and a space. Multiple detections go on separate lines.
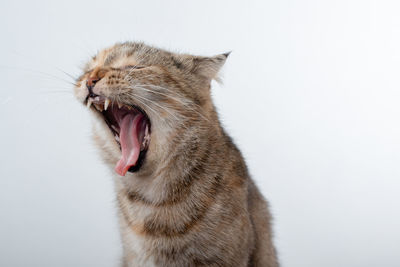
104, 98, 110, 110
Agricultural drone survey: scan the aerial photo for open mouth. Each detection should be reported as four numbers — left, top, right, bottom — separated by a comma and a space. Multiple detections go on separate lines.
87, 96, 151, 176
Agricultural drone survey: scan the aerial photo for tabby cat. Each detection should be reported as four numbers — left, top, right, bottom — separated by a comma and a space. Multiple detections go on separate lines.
74, 42, 278, 267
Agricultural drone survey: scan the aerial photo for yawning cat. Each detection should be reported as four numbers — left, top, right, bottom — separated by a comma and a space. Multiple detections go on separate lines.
74, 42, 278, 267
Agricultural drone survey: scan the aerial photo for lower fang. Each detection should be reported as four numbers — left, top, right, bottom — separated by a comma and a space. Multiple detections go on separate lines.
87, 99, 93, 108
111, 125, 118, 132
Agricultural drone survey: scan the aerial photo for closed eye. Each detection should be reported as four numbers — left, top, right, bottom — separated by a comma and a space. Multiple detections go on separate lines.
122, 65, 145, 70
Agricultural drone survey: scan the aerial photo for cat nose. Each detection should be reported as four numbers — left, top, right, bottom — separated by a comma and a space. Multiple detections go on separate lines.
86, 67, 109, 97
86, 77, 100, 97
86, 76, 100, 89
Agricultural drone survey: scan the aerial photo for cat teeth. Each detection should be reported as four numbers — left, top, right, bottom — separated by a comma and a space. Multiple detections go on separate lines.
104, 98, 110, 111
88, 97, 127, 111
86, 98, 93, 109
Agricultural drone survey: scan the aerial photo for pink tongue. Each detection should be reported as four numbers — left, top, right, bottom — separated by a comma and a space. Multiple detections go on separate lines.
115, 114, 143, 176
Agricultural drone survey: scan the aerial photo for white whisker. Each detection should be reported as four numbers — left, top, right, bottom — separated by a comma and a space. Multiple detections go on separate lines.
127, 83, 210, 122
126, 92, 182, 123
0, 65, 76, 86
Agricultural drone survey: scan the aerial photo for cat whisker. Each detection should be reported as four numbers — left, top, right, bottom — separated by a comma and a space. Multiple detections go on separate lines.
115, 92, 175, 128
128, 84, 210, 123
37, 90, 73, 95
55, 67, 79, 81
127, 92, 181, 121
21, 97, 75, 128
124, 92, 183, 128
131, 84, 191, 106
133, 83, 191, 103
0, 89, 73, 109
0, 65, 77, 86
9, 49, 80, 83
135, 83, 208, 114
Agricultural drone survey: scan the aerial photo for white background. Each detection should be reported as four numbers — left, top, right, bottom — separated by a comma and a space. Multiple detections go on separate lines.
1, 0, 399, 266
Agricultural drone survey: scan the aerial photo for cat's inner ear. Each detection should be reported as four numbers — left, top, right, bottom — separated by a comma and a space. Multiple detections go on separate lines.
193, 53, 230, 82
176, 52, 230, 82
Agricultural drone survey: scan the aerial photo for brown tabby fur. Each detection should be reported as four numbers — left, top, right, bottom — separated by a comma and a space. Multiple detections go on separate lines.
74, 42, 278, 267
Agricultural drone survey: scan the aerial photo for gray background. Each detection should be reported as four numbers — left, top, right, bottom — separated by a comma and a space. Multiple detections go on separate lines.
1, 0, 399, 266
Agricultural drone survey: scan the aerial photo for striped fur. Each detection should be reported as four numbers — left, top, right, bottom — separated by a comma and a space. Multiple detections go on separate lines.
74, 42, 278, 267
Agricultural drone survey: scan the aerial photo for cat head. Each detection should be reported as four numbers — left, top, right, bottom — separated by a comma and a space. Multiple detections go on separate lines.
74, 42, 228, 176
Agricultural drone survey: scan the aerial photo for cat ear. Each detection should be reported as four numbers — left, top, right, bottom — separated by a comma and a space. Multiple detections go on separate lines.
175, 52, 230, 82
192, 52, 230, 82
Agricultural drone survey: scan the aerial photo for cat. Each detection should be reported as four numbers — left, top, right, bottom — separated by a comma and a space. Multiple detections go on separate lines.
74, 42, 279, 267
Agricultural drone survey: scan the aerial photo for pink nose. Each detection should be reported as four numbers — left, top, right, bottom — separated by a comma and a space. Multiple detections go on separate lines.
86, 76, 100, 90
85, 67, 109, 96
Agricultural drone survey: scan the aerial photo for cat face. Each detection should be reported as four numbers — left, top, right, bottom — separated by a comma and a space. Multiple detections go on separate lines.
74, 42, 227, 176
